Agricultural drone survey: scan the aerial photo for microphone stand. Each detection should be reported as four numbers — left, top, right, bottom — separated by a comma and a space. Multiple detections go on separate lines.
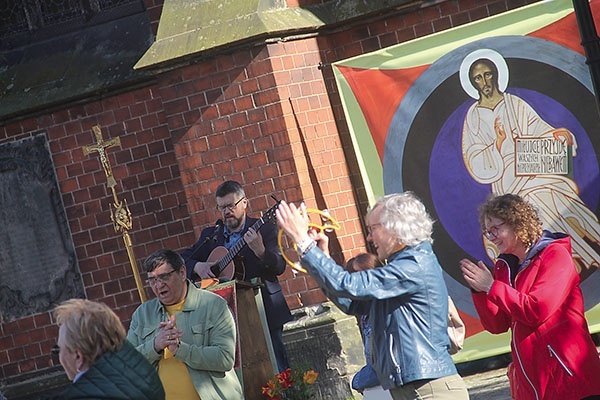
184, 220, 222, 265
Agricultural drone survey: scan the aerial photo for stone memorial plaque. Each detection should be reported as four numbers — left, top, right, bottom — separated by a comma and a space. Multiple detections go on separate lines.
0, 135, 83, 322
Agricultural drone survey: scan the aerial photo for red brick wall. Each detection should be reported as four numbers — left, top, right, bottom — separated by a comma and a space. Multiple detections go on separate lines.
0, 86, 196, 378
0, 0, 544, 382
142, 0, 164, 36
158, 41, 364, 308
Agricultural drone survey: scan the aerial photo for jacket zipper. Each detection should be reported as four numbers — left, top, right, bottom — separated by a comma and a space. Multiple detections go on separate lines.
512, 324, 540, 400
388, 333, 402, 385
547, 345, 574, 376
511, 260, 542, 400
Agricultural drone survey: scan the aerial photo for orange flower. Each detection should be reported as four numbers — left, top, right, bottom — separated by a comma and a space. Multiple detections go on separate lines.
303, 370, 318, 385
261, 379, 281, 400
262, 367, 318, 400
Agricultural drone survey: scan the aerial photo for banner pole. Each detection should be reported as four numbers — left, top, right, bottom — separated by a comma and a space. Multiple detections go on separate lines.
572, 0, 600, 116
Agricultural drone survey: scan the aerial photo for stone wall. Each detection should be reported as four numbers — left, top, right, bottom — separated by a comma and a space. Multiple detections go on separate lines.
285, 303, 366, 400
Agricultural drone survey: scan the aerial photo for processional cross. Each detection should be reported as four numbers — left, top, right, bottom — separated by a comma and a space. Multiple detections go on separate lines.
83, 125, 147, 302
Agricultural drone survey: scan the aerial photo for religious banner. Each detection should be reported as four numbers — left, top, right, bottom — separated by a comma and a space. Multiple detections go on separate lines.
208, 282, 242, 370
333, 0, 600, 363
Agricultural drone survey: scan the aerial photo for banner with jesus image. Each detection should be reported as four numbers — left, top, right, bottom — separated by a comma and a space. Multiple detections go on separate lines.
333, 0, 600, 362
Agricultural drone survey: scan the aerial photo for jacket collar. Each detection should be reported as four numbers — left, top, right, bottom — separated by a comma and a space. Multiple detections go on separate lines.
154, 280, 200, 313
522, 230, 568, 266
386, 241, 432, 264
500, 230, 569, 274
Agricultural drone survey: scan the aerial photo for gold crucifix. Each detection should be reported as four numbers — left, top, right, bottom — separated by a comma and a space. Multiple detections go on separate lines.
83, 125, 121, 188
82, 125, 147, 302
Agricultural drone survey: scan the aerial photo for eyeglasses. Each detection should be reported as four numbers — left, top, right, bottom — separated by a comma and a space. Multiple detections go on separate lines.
216, 197, 245, 212
366, 223, 382, 235
483, 222, 506, 239
146, 269, 177, 286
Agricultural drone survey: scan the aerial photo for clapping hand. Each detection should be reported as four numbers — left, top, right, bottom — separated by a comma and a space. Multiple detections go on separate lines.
154, 314, 182, 354
460, 258, 494, 293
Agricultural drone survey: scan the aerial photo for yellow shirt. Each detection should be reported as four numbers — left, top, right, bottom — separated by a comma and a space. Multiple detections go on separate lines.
158, 301, 200, 400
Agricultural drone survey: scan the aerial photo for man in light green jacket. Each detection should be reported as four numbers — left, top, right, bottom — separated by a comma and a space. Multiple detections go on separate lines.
127, 249, 243, 400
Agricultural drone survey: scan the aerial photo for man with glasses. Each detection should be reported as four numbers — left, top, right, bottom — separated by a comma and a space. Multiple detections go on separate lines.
181, 180, 292, 373
127, 249, 243, 399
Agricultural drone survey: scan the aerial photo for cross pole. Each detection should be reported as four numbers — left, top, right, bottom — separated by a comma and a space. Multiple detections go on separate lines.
82, 125, 147, 302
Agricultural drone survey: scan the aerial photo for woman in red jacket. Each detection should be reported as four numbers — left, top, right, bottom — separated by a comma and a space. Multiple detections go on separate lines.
460, 194, 600, 400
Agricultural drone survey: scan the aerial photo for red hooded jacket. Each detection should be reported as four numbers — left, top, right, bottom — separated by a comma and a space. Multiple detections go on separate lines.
472, 232, 600, 400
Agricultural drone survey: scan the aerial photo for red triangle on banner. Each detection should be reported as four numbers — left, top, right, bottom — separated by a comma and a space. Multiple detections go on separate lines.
528, 5, 589, 54
335, 3, 600, 161
336, 64, 429, 161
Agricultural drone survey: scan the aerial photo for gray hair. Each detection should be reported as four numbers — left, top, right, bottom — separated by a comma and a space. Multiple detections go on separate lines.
368, 192, 434, 247
215, 180, 245, 199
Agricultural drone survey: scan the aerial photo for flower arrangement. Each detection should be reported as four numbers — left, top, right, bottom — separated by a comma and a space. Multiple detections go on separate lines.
261, 367, 319, 400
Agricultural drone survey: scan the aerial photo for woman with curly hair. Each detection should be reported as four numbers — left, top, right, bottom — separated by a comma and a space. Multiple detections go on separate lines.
460, 193, 600, 400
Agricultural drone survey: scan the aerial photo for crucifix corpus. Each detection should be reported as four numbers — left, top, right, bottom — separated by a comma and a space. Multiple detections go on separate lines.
83, 125, 147, 302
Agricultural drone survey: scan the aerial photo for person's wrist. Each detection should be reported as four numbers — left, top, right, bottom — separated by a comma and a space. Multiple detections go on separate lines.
486, 281, 493, 294
153, 337, 162, 354
296, 237, 316, 257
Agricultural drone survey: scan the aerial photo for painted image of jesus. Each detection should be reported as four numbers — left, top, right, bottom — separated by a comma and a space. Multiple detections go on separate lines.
460, 48, 600, 279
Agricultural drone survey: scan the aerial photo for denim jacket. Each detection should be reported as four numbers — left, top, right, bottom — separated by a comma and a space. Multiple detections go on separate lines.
302, 242, 457, 390
127, 281, 243, 400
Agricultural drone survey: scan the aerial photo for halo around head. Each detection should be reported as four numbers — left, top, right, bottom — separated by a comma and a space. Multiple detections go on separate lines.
459, 49, 509, 99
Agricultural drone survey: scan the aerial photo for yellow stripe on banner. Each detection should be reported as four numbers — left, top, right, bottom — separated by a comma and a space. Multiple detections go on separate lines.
585, 301, 600, 334
452, 330, 511, 364
334, 0, 573, 70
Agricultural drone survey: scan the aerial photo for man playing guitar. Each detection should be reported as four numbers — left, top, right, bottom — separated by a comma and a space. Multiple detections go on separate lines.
180, 180, 292, 373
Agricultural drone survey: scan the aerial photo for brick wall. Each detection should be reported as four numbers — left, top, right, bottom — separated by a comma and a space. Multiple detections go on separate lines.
0, 86, 195, 378
158, 40, 366, 309
142, 0, 164, 36
0, 0, 543, 383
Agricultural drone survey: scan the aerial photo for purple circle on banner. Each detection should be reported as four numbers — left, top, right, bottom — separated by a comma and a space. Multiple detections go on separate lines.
430, 88, 599, 263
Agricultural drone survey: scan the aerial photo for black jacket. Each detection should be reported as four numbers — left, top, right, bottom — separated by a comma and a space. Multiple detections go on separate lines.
181, 216, 292, 329
45, 341, 164, 400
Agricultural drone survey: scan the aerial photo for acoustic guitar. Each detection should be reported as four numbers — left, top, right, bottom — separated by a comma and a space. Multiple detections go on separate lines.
196, 200, 280, 288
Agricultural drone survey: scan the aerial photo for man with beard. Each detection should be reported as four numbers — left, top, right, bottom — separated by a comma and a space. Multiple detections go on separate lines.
181, 180, 292, 372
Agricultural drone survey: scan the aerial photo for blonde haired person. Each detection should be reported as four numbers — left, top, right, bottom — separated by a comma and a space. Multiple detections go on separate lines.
45, 299, 164, 400
277, 192, 469, 400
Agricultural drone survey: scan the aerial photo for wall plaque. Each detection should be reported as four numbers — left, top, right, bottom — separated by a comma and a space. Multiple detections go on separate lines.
0, 135, 83, 322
